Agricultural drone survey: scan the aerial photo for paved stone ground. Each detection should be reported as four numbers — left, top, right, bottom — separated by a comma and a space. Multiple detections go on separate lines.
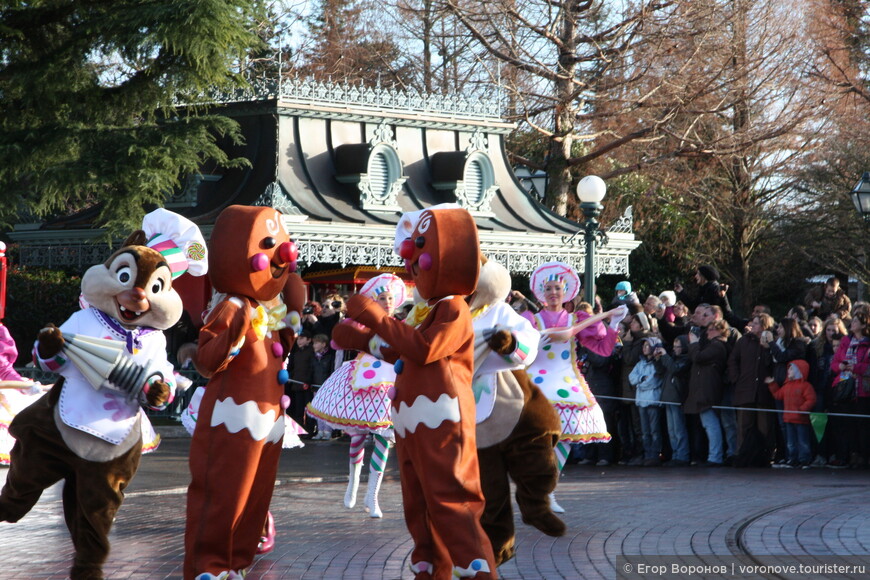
2, 430, 869, 579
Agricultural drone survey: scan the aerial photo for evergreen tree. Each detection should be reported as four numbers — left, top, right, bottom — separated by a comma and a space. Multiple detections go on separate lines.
0, 0, 266, 233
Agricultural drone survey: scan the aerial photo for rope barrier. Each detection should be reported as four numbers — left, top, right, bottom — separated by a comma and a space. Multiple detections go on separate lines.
593, 394, 870, 419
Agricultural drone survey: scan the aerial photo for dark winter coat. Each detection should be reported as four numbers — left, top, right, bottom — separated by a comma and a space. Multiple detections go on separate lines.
579, 346, 619, 414
677, 280, 731, 313
288, 344, 315, 391
659, 336, 691, 404
769, 338, 807, 386
311, 348, 336, 387
727, 333, 774, 407
684, 337, 728, 414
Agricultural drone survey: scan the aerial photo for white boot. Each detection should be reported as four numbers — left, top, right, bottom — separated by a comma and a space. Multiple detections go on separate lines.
365, 469, 385, 518
549, 492, 565, 514
344, 461, 363, 508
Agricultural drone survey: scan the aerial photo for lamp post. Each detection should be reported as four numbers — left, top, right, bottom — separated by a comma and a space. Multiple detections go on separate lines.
851, 172, 870, 219
576, 175, 607, 305
851, 172, 870, 301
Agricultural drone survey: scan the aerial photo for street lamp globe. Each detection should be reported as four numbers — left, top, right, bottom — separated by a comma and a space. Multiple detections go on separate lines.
576, 175, 607, 204
851, 171, 870, 220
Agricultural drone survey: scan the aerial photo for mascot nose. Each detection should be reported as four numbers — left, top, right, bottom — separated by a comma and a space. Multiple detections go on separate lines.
131, 287, 146, 301
278, 241, 298, 265
399, 239, 415, 260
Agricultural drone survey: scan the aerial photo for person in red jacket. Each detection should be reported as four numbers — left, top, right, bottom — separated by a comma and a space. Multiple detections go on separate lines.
766, 359, 816, 468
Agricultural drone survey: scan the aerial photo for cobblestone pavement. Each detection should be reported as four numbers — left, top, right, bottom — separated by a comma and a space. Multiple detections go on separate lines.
2, 430, 869, 579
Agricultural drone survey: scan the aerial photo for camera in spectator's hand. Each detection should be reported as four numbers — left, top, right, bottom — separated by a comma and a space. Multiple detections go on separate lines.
302, 306, 314, 315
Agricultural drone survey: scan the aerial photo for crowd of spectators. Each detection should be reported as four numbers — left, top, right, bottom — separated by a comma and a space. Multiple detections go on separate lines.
516, 271, 869, 470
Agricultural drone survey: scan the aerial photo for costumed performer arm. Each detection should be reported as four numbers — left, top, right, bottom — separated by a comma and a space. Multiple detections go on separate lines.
479, 303, 540, 373
277, 273, 306, 352
347, 294, 468, 365
33, 321, 71, 373
139, 332, 176, 410
195, 297, 251, 378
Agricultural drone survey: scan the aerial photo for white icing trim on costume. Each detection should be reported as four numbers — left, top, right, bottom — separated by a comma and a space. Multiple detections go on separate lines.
454, 559, 491, 577
211, 397, 284, 443
228, 297, 245, 309
409, 561, 433, 574
392, 393, 460, 438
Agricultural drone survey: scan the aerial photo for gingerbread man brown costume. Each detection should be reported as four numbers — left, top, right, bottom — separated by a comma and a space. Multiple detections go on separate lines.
333, 205, 496, 579
184, 205, 305, 580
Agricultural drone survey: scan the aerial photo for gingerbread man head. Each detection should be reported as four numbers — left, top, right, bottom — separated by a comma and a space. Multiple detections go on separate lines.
208, 205, 298, 302
395, 205, 479, 300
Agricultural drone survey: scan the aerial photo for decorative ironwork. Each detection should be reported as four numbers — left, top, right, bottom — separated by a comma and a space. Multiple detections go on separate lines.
254, 182, 308, 221
279, 78, 502, 120
289, 226, 631, 276
369, 120, 398, 148
17, 244, 112, 271
607, 206, 634, 233
466, 128, 489, 153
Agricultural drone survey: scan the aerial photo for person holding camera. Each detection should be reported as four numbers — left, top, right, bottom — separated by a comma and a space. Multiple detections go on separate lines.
314, 294, 345, 338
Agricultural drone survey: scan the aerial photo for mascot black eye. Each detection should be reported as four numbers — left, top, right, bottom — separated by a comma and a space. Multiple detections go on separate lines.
415, 236, 426, 248
262, 237, 277, 249
151, 279, 165, 294
116, 266, 132, 284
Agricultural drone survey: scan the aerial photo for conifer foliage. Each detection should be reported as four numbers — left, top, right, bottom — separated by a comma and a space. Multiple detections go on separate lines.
0, 0, 265, 233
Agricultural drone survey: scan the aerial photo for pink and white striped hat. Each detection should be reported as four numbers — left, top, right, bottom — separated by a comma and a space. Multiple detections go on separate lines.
360, 273, 407, 307
141, 208, 208, 279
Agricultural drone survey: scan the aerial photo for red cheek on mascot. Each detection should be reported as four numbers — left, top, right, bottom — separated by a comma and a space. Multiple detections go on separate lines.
333, 205, 496, 579
184, 205, 305, 580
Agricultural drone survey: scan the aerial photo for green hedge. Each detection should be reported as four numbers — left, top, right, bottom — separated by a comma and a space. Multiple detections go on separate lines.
5, 265, 82, 365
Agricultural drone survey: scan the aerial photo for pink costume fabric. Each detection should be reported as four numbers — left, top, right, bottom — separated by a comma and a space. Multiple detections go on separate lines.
522, 309, 615, 443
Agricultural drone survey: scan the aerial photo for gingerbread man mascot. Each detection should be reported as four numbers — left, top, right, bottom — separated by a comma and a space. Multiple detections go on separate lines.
332, 204, 496, 579
184, 205, 305, 580
0, 209, 207, 580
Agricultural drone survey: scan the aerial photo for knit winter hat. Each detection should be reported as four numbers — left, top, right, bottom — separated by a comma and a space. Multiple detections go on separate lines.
615, 281, 632, 293
697, 265, 719, 282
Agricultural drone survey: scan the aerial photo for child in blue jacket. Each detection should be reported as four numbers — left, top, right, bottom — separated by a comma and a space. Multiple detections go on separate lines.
629, 337, 664, 466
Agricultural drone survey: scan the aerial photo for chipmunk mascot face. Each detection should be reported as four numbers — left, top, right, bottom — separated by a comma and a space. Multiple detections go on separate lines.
396, 205, 480, 299
208, 205, 299, 300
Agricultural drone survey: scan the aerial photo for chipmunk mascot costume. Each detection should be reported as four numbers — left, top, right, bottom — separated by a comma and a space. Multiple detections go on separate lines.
184, 205, 305, 580
0, 209, 207, 580
333, 204, 496, 580
468, 256, 565, 566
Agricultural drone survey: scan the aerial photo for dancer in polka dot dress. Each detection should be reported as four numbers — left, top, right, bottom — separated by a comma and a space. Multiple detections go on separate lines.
522, 261, 626, 514
306, 273, 407, 518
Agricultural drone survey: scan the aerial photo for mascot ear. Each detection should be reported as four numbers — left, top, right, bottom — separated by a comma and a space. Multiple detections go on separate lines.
123, 229, 148, 247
